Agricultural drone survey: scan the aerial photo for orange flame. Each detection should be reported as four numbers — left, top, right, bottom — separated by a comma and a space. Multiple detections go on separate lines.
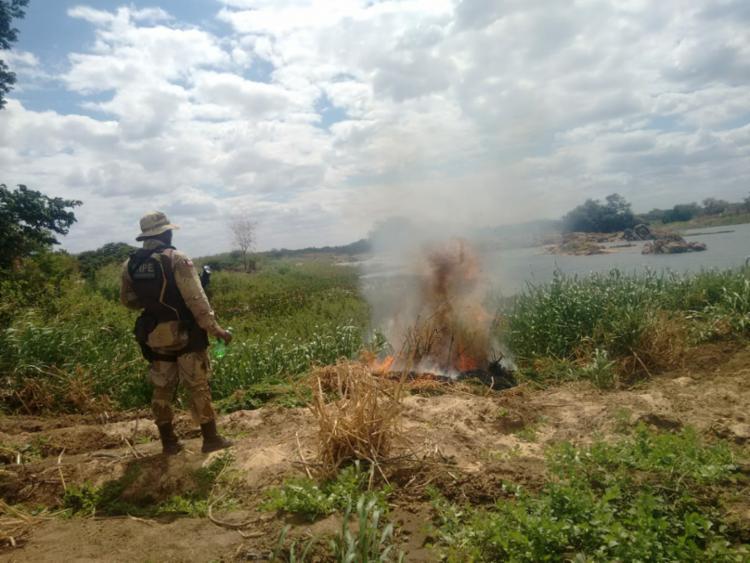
371, 355, 395, 375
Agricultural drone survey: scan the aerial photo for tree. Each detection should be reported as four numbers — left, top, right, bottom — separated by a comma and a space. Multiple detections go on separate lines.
229, 212, 256, 272
662, 203, 700, 223
0, 184, 81, 268
0, 0, 29, 109
702, 197, 730, 216
77, 242, 136, 280
562, 193, 637, 233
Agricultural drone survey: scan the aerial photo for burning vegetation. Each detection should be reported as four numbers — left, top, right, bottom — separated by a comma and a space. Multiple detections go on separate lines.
371, 238, 508, 384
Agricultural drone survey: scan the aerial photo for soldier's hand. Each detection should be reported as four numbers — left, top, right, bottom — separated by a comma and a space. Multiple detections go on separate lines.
217, 328, 233, 345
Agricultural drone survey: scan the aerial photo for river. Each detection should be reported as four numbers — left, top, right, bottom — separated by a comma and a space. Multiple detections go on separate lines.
360, 224, 750, 296
487, 224, 750, 294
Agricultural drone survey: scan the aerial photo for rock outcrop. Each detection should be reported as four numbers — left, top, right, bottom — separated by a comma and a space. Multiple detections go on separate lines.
642, 238, 707, 254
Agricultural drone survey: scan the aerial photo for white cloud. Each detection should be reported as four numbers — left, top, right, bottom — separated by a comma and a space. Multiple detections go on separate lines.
1, 0, 749, 255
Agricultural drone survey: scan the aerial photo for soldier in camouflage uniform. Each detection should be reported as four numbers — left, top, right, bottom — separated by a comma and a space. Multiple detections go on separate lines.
120, 211, 233, 455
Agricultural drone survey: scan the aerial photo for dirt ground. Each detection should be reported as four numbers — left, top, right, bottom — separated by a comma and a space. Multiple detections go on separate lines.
1, 341, 749, 562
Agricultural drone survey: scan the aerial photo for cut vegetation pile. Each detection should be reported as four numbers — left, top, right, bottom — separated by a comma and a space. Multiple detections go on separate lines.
310, 362, 406, 477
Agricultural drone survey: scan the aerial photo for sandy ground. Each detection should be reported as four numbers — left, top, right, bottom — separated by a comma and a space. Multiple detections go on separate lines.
1, 341, 749, 562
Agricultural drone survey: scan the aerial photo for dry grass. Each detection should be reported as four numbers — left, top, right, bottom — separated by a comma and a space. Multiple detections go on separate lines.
620, 313, 690, 378
0, 500, 53, 549
309, 361, 406, 478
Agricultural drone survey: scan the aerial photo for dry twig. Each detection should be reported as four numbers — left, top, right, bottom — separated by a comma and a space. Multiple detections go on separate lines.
56, 448, 67, 491
295, 432, 314, 479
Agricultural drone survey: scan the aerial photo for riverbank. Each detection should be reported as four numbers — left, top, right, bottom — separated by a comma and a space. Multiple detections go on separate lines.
662, 214, 750, 231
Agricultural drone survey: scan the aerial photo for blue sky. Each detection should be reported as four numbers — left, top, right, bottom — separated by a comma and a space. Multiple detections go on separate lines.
1, 0, 749, 255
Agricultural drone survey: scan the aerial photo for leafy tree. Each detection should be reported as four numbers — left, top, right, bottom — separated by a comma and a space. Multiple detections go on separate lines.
77, 242, 136, 280
662, 202, 701, 223
0, 0, 29, 109
702, 197, 730, 216
562, 193, 637, 233
0, 184, 81, 268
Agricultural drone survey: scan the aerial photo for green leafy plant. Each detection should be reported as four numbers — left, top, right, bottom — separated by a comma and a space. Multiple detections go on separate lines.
330, 495, 404, 563
263, 463, 390, 522
431, 426, 747, 562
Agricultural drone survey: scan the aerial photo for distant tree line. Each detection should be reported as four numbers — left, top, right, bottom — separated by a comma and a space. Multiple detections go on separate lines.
639, 196, 750, 225
562, 193, 750, 233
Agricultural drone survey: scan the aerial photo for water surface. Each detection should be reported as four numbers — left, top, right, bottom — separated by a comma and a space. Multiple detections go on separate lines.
361, 225, 750, 296
487, 224, 750, 294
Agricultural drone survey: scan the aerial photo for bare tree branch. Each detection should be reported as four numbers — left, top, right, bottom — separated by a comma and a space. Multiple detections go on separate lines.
229, 212, 256, 272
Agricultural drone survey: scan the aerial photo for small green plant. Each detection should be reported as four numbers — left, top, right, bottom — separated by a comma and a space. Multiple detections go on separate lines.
270, 526, 317, 563
330, 495, 404, 563
577, 347, 617, 389
264, 463, 391, 522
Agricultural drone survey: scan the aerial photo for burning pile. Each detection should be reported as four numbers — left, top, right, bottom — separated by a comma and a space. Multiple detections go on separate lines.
373, 238, 495, 379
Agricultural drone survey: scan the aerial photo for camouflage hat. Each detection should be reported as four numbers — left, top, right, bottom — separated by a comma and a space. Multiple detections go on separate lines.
135, 211, 180, 241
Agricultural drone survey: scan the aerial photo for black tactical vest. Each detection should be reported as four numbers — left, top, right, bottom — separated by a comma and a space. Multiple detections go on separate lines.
127, 246, 195, 324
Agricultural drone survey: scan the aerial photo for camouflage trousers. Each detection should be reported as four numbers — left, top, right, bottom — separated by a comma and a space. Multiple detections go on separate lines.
149, 350, 216, 425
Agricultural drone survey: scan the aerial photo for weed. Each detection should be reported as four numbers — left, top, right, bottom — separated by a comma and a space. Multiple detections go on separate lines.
330, 495, 404, 563
271, 526, 317, 562
514, 425, 538, 443
263, 463, 391, 522
576, 347, 617, 389
268, 494, 404, 563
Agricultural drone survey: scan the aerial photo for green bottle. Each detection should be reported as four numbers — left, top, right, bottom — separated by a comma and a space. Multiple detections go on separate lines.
212, 339, 227, 360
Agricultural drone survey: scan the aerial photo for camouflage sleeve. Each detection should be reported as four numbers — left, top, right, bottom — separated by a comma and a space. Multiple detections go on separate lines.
120, 260, 142, 310
171, 251, 222, 336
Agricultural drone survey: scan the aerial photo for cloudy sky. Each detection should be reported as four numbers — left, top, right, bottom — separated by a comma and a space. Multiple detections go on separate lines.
1, 0, 749, 255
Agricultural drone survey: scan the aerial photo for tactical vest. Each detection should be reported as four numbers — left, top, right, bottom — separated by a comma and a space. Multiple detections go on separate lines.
127, 246, 194, 323
128, 246, 208, 360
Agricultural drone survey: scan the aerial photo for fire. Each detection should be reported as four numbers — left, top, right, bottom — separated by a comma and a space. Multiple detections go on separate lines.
371, 355, 395, 375
371, 238, 491, 377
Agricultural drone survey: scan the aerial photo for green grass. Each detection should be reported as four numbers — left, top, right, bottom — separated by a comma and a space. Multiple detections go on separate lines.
430, 425, 748, 562
0, 257, 372, 412
502, 268, 750, 383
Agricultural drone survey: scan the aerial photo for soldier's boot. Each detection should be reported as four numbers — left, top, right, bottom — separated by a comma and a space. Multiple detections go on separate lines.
157, 422, 183, 455
200, 420, 233, 453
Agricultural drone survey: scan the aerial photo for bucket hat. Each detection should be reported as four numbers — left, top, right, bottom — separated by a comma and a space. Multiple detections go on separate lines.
135, 210, 179, 241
